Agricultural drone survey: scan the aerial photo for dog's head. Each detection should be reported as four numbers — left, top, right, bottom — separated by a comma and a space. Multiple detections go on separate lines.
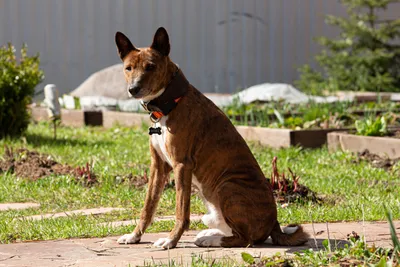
115, 27, 173, 101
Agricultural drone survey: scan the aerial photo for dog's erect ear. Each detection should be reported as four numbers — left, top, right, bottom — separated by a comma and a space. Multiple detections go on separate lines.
115, 32, 136, 60
150, 27, 170, 56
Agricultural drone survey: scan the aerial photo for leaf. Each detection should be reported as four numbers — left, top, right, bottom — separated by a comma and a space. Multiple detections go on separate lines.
384, 205, 400, 252
241, 252, 255, 264
273, 109, 285, 125
322, 239, 330, 250
374, 256, 388, 267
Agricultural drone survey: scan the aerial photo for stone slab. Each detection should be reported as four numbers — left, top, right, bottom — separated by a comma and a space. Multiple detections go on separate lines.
21, 207, 125, 221
0, 221, 398, 267
99, 214, 203, 228
0, 203, 40, 211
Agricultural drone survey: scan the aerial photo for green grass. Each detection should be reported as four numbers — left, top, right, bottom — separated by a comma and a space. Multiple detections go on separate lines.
0, 122, 399, 244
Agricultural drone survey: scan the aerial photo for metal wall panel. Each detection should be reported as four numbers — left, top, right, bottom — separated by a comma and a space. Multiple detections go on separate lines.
0, 0, 398, 95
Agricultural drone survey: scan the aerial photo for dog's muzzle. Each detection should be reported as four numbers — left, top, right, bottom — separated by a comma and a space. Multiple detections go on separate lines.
128, 85, 141, 96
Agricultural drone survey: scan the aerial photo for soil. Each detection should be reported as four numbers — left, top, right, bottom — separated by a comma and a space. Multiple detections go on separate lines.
355, 149, 400, 170
0, 147, 97, 186
115, 172, 148, 188
267, 177, 321, 204
391, 129, 400, 139
268, 157, 321, 204
0, 147, 74, 180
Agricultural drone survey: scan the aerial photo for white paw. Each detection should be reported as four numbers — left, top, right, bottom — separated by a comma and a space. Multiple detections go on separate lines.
194, 236, 222, 247
153, 238, 176, 249
117, 233, 141, 244
195, 229, 224, 239
283, 225, 299, 235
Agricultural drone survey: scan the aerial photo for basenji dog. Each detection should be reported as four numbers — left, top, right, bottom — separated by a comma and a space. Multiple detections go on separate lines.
115, 27, 309, 249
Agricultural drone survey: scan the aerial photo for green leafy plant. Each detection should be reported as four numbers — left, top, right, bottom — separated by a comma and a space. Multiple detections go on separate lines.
240, 252, 254, 264
355, 115, 388, 136
0, 43, 44, 138
295, 0, 400, 94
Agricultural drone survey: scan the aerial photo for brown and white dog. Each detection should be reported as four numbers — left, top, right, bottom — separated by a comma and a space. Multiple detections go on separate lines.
115, 27, 309, 249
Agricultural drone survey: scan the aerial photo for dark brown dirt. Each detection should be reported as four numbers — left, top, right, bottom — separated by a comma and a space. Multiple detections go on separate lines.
355, 149, 400, 171
115, 172, 148, 188
268, 157, 321, 204
0, 147, 74, 180
115, 172, 178, 191
0, 147, 98, 186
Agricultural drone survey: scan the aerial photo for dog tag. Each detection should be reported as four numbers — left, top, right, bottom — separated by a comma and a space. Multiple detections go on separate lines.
149, 127, 162, 135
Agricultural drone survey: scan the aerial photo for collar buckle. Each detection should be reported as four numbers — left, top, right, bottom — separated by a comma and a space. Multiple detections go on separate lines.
140, 100, 150, 112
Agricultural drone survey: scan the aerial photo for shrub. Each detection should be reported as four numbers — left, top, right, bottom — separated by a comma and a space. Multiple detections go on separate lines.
295, 0, 400, 94
0, 44, 44, 138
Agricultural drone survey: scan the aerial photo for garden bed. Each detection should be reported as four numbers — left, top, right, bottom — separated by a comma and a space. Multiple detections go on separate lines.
31, 107, 351, 148
328, 131, 400, 159
236, 126, 350, 148
30, 107, 102, 127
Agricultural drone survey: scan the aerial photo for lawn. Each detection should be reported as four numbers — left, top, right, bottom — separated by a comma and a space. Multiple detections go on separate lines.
0, 121, 399, 244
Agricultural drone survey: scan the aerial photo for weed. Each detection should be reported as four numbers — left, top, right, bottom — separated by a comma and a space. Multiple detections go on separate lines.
356, 115, 388, 136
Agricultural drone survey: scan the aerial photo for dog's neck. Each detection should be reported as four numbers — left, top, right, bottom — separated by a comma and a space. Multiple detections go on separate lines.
141, 67, 189, 121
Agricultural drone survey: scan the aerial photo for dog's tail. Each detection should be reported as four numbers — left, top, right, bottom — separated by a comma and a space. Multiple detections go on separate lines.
270, 222, 309, 246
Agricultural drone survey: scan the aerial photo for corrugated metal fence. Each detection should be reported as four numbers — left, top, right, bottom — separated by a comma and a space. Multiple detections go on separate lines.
0, 0, 399, 95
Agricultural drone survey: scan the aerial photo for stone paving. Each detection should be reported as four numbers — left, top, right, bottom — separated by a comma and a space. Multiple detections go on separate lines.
0, 202, 40, 211
23, 207, 126, 221
0, 220, 399, 267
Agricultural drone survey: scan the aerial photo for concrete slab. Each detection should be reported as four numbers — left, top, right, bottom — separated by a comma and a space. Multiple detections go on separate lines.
21, 207, 125, 221
0, 203, 40, 211
0, 220, 398, 267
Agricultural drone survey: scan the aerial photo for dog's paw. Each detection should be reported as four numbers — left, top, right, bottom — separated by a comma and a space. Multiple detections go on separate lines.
117, 233, 141, 244
194, 236, 222, 247
283, 225, 299, 235
153, 238, 177, 249
195, 229, 224, 239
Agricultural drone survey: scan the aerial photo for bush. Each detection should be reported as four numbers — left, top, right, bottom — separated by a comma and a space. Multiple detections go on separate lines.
295, 0, 400, 94
0, 44, 44, 138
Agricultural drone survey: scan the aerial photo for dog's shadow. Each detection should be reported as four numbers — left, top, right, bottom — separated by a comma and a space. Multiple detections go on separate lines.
253, 237, 350, 254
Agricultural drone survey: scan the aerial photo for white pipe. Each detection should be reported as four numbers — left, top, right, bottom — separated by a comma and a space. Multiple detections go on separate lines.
44, 84, 61, 120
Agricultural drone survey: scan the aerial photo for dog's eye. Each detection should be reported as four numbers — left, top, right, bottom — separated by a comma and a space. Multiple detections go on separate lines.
125, 66, 132, 71
145, 64, 155, 72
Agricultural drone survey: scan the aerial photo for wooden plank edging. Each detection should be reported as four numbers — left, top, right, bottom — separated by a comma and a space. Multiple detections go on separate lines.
328, 132, 400, 159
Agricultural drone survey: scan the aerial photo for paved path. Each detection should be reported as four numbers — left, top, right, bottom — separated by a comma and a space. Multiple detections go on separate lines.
0, 220, 399, 267
0, 203, 40, 211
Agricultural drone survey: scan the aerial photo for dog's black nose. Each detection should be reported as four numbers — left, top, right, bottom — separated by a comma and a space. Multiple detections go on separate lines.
128, 86, 141, 95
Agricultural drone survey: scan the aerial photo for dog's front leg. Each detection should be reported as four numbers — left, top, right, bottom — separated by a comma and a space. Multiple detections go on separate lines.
117, 146, 171, 244
153, 162, 192, 249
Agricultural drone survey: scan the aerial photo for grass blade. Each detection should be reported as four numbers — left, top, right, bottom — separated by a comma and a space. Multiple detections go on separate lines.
384, 205, 400, 252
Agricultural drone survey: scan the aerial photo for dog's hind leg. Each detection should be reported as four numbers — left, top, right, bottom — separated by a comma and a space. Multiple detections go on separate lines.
195, 202, 233, 240
117, 145, 171, 244
196, 180, 275, 248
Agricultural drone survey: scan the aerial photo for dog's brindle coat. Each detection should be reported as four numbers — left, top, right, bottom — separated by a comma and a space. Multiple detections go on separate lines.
115, 27, 309, 249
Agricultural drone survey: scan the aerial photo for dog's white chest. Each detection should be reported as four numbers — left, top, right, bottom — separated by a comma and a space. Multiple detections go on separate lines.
151, 116, 173, 166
